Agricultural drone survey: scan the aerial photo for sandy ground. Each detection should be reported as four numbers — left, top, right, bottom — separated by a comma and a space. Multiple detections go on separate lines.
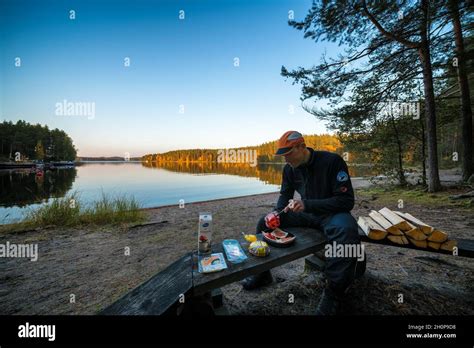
1, 185, 473, 315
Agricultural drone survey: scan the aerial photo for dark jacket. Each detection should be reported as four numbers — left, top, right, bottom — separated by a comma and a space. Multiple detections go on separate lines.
276, 147, 355, 215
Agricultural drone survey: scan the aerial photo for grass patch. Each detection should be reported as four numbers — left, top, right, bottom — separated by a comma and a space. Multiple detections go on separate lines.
25, 192, 83, 227
356, 185, 474, 210
0, 192, 146, 232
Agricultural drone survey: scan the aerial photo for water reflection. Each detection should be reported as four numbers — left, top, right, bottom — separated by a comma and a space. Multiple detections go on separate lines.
142, 161, 374, 185
142, 161, 286, 186
0, 167, 77, 208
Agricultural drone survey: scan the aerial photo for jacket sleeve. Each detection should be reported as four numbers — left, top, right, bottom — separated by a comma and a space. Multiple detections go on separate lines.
302, 155, 355, 214
276, 166, 295, 211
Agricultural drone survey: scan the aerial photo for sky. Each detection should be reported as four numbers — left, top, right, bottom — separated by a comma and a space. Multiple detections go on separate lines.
0, 0, 344, 157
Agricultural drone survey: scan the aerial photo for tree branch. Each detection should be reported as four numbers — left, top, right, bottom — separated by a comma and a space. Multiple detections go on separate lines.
361, 0, 420, 49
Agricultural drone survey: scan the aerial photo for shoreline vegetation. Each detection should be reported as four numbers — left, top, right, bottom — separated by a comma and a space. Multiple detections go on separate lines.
1, 192, 146, 233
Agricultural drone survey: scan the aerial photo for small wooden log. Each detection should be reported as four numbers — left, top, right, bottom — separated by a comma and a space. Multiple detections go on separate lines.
393, 211, 434, 235
407, 237, 428, 248
440, 240, 458, 252
369, 210, 404, 235
449, 190, 474, 200
378, 207, 412, 231
405, 227, 428, 241
387, 235, 409, 245
427, 229, 448, 243
427, 241, 441, 250
357, 216, 387, 240
129, 220, 169, 229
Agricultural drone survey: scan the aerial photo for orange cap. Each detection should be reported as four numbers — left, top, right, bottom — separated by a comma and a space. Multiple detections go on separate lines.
275, 131, 305, 155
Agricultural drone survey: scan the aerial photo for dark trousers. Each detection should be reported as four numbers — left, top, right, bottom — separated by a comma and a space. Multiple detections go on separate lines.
256, 211, 361, 294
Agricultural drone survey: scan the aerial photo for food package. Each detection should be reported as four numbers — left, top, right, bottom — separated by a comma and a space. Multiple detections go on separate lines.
248, 241, 270, 257
222, 239, 248, 263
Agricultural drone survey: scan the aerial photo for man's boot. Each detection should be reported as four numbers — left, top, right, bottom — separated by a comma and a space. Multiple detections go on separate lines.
315, 285, 343, 315
241, 270, 273, 290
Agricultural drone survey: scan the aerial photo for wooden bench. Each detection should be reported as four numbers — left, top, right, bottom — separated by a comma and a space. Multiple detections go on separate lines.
100, 226, 474, 316
100, 253, 194, 315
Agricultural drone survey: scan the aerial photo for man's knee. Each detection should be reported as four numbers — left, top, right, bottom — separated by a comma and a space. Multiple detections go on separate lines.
323, 212, 359, 244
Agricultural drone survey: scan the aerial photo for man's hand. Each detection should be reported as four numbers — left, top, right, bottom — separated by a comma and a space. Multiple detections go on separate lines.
265, 211, 280, 229
284, 199, 305, 213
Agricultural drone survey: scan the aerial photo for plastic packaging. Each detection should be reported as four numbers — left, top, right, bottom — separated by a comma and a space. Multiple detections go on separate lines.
222, 239, 248, 263
249, 240, 270, 257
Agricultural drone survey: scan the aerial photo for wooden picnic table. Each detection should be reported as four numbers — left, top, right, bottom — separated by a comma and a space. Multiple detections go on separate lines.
101, 227, 327, 315
191, 227, 327, 296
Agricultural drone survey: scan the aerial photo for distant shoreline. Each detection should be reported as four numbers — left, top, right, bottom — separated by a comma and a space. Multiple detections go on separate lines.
77, 160, 141, 163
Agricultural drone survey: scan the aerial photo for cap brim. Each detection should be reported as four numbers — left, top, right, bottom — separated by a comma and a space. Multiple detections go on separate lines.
275, 147, 293, 156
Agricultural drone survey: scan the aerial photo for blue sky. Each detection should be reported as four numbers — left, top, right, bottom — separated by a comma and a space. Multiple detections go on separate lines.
1, 0, 342, 157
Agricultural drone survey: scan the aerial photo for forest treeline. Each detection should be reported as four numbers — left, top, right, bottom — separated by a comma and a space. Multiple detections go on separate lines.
142, 129, 466, 171
0, 120, 77, 162
142, 134, 343, 164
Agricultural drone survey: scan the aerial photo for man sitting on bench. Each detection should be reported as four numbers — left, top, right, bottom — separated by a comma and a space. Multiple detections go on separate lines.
241, 130, 361, 315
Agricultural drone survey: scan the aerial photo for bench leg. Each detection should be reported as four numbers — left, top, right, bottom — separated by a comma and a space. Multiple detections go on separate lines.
305, 250, 366, 279
211, 288, 223, 309
177, 292, 215, 317
355, 252, 366, 279
304, 250, 326, 272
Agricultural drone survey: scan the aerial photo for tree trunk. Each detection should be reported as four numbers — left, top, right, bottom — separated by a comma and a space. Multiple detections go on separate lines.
390, 116, 407, 186
420, 115, 427, 186
418, 0, 441, 192
448, 0, 473, 181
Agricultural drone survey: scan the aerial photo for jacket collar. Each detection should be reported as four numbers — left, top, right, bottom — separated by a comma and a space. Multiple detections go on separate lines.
303, 147, 315, 168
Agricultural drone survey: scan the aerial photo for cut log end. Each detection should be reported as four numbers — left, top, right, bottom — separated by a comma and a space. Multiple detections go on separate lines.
440, 240, 458, 252
387, 228, 404, 236
407, 237, 427, 248
427, 241, 441, 250
405, 228, 428, 241
358, 216, 388, 240
427, 229, 448, 243
368, 210, 404, 235
368, 230, 388, 240
387, 235, 409, 245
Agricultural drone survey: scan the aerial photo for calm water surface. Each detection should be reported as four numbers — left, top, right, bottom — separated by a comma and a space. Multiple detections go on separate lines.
0, 161, 374, 224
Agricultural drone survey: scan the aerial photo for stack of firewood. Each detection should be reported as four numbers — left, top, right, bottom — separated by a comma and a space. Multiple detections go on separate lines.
357, 207, 457, 251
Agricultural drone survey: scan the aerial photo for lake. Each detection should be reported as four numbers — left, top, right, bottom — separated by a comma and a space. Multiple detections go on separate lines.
0, 161, 374, 224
